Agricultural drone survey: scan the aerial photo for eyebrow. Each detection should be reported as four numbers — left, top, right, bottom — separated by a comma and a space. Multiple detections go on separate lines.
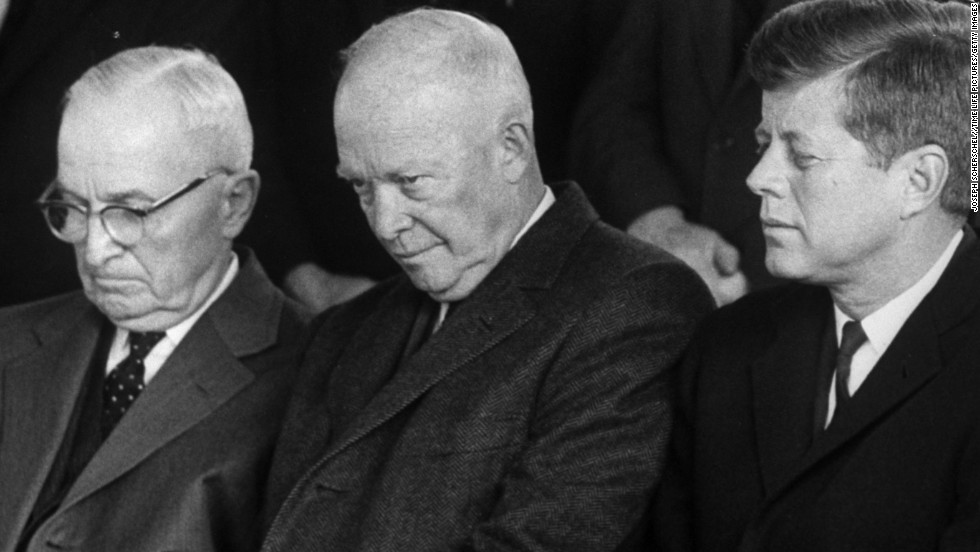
754, 127, 811, 148
51, 182, 156, 205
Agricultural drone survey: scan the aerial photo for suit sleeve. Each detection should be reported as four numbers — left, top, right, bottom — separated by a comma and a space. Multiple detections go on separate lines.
465, 263, 713, 552
569, 0, 688, 229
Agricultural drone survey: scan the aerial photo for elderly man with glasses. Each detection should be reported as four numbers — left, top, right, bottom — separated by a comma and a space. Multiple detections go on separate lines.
0, 46, 309, 552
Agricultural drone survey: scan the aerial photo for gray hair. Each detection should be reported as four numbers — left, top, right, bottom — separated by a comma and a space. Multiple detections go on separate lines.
64, 46, 253, 171
339, 8, 534, 137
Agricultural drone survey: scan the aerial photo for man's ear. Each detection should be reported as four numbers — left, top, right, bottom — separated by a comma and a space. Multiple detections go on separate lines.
220, 169, 260, 239
897, 144, 949, 219
498, 119, 533, 184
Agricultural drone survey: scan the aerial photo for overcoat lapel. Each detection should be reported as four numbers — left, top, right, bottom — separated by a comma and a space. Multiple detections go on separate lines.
326, 281, 421, 427
750, 288, 831, 496
0, 0, 99, 98
322, 280, 537, 462
0, 300, 103, 551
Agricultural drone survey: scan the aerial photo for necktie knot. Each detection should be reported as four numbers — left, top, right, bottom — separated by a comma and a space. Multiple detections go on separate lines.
839, 321, 867, 359
129, 331, 166, 359
832, 320, 867, 415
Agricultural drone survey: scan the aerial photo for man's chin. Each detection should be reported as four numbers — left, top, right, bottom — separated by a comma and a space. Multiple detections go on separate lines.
764, 252, 812, 282
407, 271, 481, 303
86, 290, 160, 328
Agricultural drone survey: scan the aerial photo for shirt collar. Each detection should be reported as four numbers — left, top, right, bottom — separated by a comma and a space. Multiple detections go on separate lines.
834, 229, 963, 352
109, 252, 240, 364
436, 186, 555, 326
509, 185, 556, 249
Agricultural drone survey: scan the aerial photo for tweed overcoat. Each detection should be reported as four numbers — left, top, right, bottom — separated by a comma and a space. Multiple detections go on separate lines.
261, 182, 714, 551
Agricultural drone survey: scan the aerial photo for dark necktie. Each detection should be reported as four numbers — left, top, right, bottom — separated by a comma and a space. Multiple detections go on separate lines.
834, 321, 867, 413
101, 331, 165, 438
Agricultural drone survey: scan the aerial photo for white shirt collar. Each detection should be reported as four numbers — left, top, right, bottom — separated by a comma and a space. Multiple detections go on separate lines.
509, 185, 556, 249
106, 252, 240, 383
435, 186, 556, 329
834, 229, 963, 353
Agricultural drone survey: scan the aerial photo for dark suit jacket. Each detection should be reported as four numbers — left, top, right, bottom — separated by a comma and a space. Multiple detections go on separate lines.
570, 0, 797, 290
261, 182, 714, 551
0, 249, 310, 552
0, 0, 313, 306
654, 231, 980, 552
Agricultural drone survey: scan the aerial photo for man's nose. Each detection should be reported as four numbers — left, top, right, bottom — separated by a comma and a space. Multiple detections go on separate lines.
81, 215, 122, 267
746, 147, 785, 199
368, 185, 413, 241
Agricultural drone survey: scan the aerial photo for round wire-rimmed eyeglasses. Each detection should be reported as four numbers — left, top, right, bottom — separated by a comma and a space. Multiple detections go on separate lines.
36, 171, 227, 246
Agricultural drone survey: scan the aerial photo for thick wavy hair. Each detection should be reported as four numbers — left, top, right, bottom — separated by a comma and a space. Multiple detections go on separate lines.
748, 0, 970, 215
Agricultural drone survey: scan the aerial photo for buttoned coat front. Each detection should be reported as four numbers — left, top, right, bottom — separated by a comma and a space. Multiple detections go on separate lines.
261, 182, 714, 552
0, 250, 309, 552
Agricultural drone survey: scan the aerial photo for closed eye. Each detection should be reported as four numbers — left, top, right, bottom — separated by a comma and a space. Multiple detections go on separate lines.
394, 175, 421, 186
790, 151, 821, 170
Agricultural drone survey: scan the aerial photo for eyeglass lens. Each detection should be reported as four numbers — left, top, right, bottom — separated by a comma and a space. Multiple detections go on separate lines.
43, 204, 145, 245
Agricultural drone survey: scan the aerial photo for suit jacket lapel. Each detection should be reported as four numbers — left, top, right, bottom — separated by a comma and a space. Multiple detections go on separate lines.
750, 287, 832, 496
57, 250, 282, 512
763, 229, 980, 501
58, 318, 255, 511
802, 312, 942, 463
0, 299, 103, 551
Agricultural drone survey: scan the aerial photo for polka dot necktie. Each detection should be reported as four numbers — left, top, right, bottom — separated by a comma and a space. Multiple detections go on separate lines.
101, 331, 166, 438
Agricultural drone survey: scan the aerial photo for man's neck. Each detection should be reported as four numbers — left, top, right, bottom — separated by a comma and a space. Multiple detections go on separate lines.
830, 224, 962, 320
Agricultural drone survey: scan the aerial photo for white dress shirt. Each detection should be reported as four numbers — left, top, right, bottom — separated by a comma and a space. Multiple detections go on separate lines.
105, 253, 240, 384
434, 185, 556, 329
825, 230, 963, 426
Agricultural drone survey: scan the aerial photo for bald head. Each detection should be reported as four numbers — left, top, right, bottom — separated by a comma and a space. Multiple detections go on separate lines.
334, 9, 545, 301
339, 9, 534, 142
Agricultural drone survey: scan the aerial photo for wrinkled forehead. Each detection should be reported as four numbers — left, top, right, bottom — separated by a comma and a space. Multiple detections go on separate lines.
57, 90, 206, 197
758, 74, 849, 135
336, 65, 487, 140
